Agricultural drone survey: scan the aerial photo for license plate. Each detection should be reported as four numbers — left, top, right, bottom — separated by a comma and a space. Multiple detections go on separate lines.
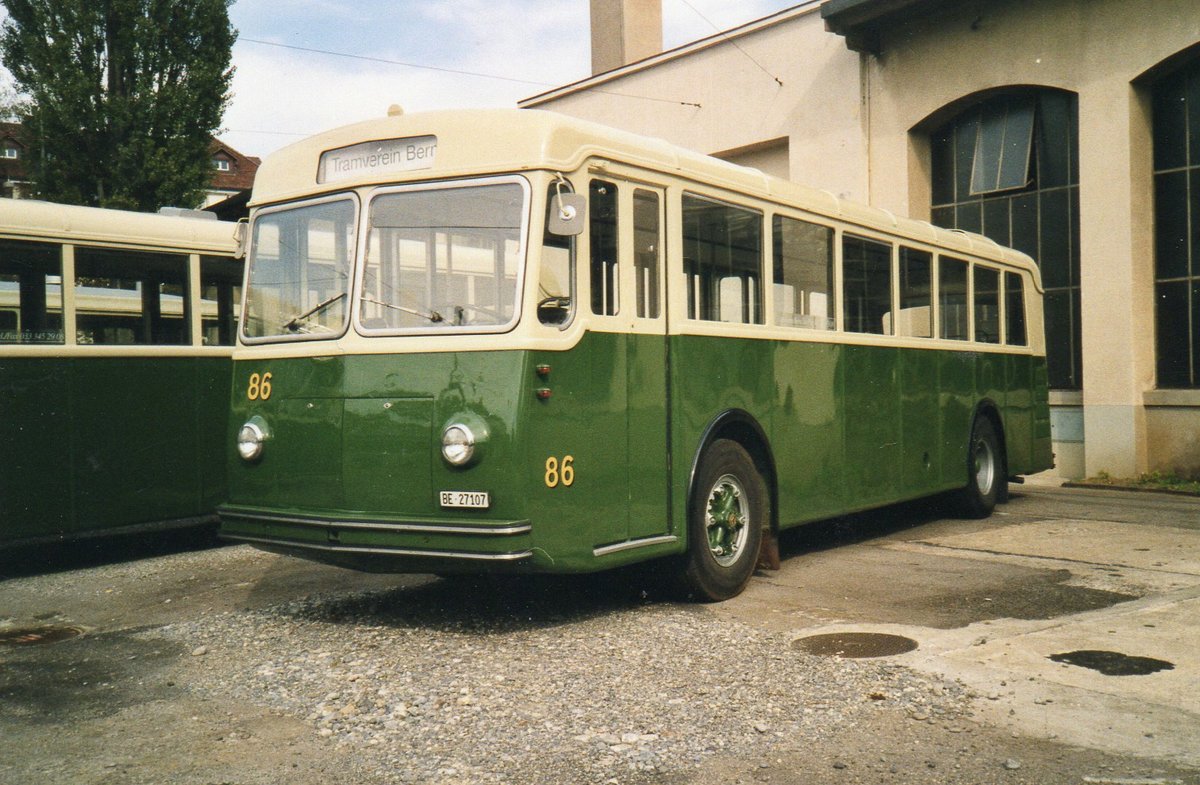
439, 491, 490, 509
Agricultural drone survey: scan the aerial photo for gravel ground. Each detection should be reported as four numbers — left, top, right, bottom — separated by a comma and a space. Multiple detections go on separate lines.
8, 530, 1196, 785
161, 574, 975, 785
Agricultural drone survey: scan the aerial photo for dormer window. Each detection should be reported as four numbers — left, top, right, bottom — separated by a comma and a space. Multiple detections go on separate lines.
213, 157, 231, 171
2, 145, 19, 160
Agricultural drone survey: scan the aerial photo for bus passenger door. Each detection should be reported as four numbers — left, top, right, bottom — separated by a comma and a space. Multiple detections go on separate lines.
624, 186, 669, 541
579, 179, 670, 548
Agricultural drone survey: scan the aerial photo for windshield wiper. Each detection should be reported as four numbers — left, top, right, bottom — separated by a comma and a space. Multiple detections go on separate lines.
360, 294, 444, 324
284, 292, 346, 332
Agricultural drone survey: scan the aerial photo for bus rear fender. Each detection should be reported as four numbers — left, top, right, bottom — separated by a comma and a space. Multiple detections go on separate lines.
687, 409, 780, 541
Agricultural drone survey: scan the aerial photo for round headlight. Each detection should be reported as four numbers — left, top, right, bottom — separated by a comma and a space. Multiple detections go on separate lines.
237, 418, 269, 461
441, 423, 476, 466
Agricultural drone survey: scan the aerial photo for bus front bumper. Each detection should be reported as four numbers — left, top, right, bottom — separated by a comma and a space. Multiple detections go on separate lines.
217, 507, 535, 573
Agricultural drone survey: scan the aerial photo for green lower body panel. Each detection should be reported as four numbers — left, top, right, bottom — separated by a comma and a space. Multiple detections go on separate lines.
1, 354, 230, 547
221, 338, 1050, 575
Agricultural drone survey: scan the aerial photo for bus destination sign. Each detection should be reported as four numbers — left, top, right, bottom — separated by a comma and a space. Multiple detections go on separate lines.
318, 135, 437, 184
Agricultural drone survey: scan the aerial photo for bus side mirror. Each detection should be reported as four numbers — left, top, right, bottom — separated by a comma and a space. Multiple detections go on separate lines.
548, 193, 586, 236
234, 218, 248, 259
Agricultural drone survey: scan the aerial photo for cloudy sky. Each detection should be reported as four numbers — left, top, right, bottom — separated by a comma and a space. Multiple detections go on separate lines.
222, 0, 801, 156
1, 1, 802, 158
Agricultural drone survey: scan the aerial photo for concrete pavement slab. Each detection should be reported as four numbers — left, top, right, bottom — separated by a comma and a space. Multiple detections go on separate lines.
911, 519, 1200, 578
784, 585, 1200, 767
816, 518, 1200, 768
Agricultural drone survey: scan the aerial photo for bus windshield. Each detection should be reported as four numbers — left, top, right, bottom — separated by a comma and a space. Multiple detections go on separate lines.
243, 198, 356, 340
359, 180, 526, 331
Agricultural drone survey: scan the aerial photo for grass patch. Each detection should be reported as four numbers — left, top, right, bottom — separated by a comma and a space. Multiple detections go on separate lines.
1085, 470, 1200, 495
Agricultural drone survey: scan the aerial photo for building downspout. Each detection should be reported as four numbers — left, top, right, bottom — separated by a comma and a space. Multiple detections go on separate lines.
860, 50, 873, 205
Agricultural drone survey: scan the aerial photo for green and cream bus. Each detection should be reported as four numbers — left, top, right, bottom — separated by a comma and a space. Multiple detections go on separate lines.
219, 108, 1051, 600
1, 199, 242, 548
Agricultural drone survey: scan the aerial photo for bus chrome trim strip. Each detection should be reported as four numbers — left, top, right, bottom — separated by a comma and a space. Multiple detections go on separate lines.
222, 533, 533, 562
593, 535, 679, 558
220, 511, 530, 537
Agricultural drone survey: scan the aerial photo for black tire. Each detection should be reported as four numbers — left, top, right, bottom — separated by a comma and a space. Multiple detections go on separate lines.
958, 415, 1003, 518
681, 439, 767, 602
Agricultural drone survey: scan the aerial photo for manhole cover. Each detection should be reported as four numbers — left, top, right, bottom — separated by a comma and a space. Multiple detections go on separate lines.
791, 632, 918, 658
0, 625, 84, 646
1049, 650, 1175, 676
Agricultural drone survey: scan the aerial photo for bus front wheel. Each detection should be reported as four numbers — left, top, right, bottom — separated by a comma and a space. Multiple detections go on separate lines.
682, 439, 766, 601
959, 416, 1003, 518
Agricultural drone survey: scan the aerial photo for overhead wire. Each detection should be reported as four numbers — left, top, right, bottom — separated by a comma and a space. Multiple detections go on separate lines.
674, 0, 784, 87
238, 37, 701, 109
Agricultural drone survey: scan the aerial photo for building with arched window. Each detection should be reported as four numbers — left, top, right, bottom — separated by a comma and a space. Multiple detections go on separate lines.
522, 0, 1200, 480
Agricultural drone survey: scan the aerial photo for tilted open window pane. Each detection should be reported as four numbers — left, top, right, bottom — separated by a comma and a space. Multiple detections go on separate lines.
970, 97, 1035, 196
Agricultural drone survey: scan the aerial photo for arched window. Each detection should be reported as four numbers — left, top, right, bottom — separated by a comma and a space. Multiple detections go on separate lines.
930, 90, 1080, 390
1152, 58, 1200, 389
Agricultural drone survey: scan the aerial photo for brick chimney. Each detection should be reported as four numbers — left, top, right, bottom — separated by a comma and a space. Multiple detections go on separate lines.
590, 0, 663, 75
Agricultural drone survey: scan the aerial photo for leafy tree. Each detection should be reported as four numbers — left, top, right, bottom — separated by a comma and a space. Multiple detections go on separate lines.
0, 0, 235, 210
0, 80, 21, 120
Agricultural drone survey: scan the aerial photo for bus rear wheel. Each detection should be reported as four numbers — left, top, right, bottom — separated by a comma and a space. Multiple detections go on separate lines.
682, 439, 766, 601
959, 415, 1003, 518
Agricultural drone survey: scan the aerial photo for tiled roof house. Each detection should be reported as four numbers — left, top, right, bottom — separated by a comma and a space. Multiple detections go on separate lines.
0, 121, 258, 212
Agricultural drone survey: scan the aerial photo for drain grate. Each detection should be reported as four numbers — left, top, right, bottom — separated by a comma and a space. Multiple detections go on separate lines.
0, 625, 84, 646
791, 632, 918, 658
1049, 649, 1174, 676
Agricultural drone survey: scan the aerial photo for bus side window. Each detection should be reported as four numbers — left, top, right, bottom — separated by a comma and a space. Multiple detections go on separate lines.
1005, 271, 1028, 346
539, 184, 575, 326
0, 239, 64, 344
683, 194, 763, 323
75, 247, 189, 346
897, 247, 933, 338
939, 256, 969, 340
633, 189, 660, 319
200, 255, 243, 346
974, 265, 1001, 343
842, 234, 892, 335
590, 180, 619, 316
772, 215, 833, 330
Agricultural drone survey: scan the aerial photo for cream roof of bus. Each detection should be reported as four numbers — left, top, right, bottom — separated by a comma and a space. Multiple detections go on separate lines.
0, 199, 240, 255
251, 108, 1038, 277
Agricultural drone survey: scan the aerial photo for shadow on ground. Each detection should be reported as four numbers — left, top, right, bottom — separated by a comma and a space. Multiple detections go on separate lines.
266, 563, 695, 636
0, 523, 224, 580
751, 491, 1139, 629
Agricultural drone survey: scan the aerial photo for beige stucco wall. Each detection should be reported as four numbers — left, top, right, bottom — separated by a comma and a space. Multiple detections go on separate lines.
523, 5, 867, 199
525, 0, 1200, 479
864, 0, 1200, 478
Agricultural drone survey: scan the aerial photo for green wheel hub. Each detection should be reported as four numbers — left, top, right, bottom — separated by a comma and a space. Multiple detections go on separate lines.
706, 473, 750, 567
